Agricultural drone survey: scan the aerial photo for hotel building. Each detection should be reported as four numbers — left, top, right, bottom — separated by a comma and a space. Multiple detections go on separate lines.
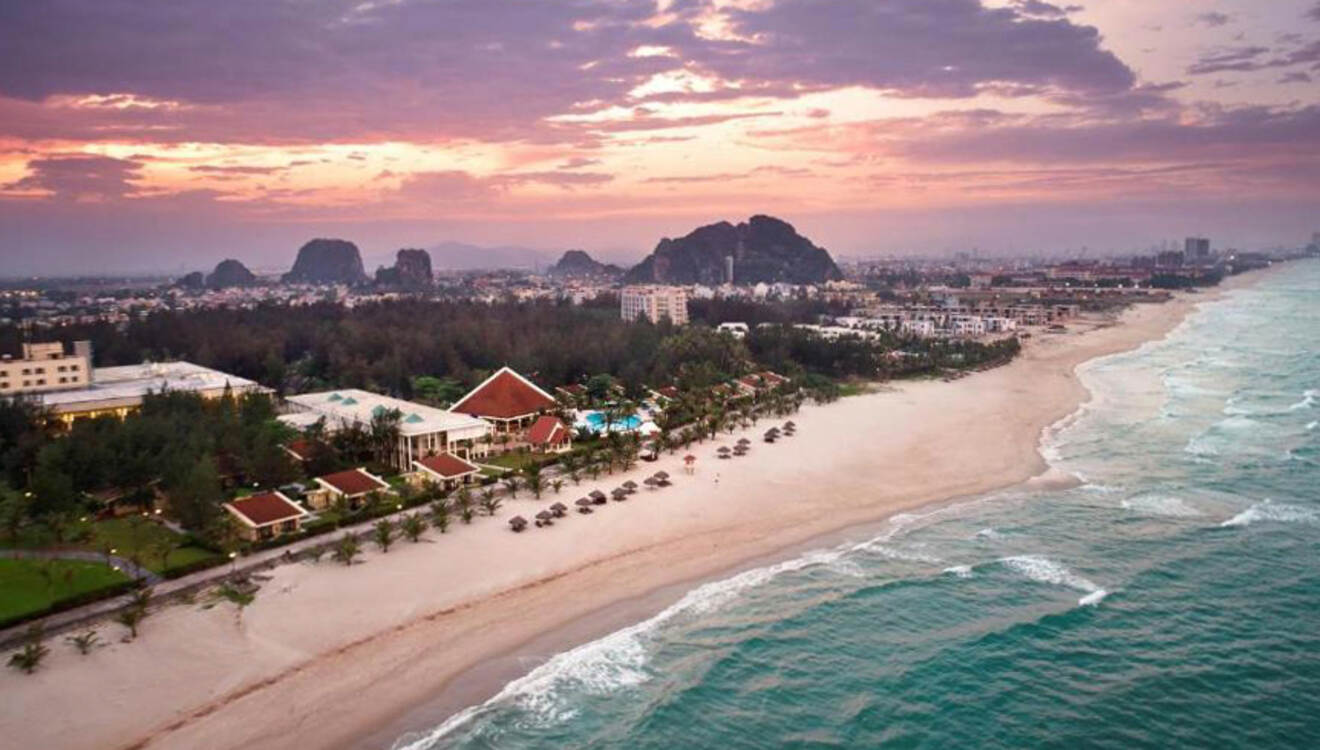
620, 286, 690, 325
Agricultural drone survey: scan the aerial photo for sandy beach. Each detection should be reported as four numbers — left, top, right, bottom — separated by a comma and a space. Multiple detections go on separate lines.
0, 276, 1269, 750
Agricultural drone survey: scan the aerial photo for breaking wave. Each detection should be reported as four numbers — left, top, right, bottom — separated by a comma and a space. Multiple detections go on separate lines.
1000, 555, 1109, 607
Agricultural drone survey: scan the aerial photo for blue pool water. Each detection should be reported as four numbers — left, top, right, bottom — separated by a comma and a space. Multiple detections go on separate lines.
397, 261, 1320, 749
583, 411, 642, 432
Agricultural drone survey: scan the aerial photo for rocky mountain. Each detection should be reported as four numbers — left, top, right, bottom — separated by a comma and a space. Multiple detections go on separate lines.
375, 248, 433, 289
547, 249, 621, 278
205, 259, 257, 288
624, 215, 843, 286
176, 271, 205, 290
282, 238, 367, 285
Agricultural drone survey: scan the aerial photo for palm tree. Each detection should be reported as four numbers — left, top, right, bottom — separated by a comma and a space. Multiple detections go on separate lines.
525, 466, 544, 499
65, 629, 100, 656
480, 489, 502, 516
115, 606, 146, 640
7, 625, 48, 674
429, 499, 451, 533
460, 504, 475, 525
401, 513, 427, 542
551, 478, 564, 495
213, 581, 256, 627
502, 475, 521, 499
333, 534, 360, 565
368, 408, 403, 467
373, 519, 395, 552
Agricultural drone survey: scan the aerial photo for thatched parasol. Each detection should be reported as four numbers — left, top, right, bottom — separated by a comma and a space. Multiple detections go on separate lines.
509, 516, 528, 532
589, 489, 608, 504
550, 502, 568, 517
654, 470, 670, 480
611, 488, 628, 501
575, 498, 594, 513
643, 476, 659, 488
737, 437, 751, 445
622, 480, 639, 492
535, 510, 554, 525
784, 421, 796, 429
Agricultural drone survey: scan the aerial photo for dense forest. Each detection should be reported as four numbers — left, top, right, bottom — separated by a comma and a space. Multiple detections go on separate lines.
0, 298, 1019, 401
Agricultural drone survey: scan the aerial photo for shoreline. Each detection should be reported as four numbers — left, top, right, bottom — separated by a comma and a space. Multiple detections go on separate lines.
0, 268, 1278, 750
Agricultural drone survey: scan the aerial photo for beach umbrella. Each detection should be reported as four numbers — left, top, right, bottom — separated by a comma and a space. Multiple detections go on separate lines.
683, 454, 696, 464
717, 446, 731, 459
623, 480, 638, 493
509, 516, 528, 532
535, 510, 554, 526
575, 498, 594, 514
643, 476, 659, 489
590, 489, 608, 504
654, 471, 669, 481
784, 421, 796, 429
550, 502, 568, 517
611, 488, 628, 501
737, 438, 751, 445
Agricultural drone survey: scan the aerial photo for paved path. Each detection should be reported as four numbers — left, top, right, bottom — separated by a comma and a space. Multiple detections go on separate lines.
0, 548, 163, 585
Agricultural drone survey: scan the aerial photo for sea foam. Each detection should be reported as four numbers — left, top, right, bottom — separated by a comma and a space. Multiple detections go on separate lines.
1120, 493, 1202, 518
1000, 555, 1108, 607
1220, 500, 1318, 528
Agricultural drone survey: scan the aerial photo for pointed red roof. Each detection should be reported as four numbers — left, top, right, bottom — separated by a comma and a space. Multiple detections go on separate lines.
450, 367, 556, 420
527, 415, 569, 446
414, 452, 480, 479
225, 492, 307, 527
316, 468, 389, 497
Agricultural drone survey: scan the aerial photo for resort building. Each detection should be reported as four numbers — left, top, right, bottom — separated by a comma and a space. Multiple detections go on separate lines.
224, 491, 310, 541
410, 452, 481, 490
281, 389, 492, 472
33, 359, 267, 424
0, 340, 92, 395
307, 467, 391, 510
526, 415, 573, 453
449, 366, 557, 435
620, 286, 690, 325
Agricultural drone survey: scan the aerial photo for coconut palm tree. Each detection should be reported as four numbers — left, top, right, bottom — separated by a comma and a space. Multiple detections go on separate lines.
213, 581, 256, 627
401, 513, 427, 542
373, 519, 396, 552
333, 534, 360, 565
7, 625, 48, 674
551, 478, 564, 495
525, 465, 544, 499
65, 629, 100, 656
480, 488, 502, 516
502, 475, 521, 499
429, 499, 451, 533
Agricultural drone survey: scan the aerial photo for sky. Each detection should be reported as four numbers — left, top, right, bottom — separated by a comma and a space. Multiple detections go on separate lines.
1, 0, 1318, 275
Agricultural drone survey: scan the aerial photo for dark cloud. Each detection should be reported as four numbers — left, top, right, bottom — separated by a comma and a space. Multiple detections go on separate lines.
1308, 3, 1320, 22
1188, 40, 1320, 75
1196, 12, 1232, 28
687, 0, 1136, 99
1278, 71, 1313, 84
189, 164, 284, 176
2, 154, 143, 199
0, 0, 1145, 145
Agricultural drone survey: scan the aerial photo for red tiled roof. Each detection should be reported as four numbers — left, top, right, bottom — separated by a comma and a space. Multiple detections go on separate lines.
226, 492, 306, 527
527, 415, 569, 446
450, 367, 555, 420
317, 468, 388, 496
557, 384, 586, 395
414, 452, 480, 478
284, 439, 315, 461
657, 386, 680, 399
759, 371, 788, 384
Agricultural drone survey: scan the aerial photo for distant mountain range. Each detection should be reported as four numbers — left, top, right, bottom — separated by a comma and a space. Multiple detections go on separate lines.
625, 215, 843, 285
547, 249, 622, 278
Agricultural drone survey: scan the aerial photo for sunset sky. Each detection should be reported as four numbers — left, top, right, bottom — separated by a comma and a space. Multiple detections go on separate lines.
2, 0, 1318, 274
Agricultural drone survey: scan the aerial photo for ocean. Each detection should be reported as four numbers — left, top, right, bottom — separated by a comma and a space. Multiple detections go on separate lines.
394, 261, 1320, 749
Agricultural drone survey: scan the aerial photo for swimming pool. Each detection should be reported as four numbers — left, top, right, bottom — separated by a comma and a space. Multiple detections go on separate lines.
582, 411, 642, 432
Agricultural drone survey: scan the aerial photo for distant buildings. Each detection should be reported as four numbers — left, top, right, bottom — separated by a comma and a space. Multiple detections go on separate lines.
2, 341, 267, 423
620, 286, 689, 325
0, 340, 92, 395
1185, 237, 1211, 263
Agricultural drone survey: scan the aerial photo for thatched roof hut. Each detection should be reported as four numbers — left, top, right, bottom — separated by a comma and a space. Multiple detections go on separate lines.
509, 516, 528, 532
575, 498, 594, 513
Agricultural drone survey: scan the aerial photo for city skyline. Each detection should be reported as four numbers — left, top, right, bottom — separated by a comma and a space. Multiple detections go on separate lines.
2, 0, 1319, 274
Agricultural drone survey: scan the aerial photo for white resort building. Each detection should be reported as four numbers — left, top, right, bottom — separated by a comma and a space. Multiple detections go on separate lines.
621, 286, 690, 325
280, 389, 492, 472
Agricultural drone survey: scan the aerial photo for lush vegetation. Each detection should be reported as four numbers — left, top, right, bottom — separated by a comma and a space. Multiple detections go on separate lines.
0, 558, 132, 627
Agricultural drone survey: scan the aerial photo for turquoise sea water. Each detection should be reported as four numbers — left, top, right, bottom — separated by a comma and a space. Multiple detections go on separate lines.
397, 262, 1319, 749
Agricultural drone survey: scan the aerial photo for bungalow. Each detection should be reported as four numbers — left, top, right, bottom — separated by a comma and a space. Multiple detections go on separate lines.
449, 366, 557, 434
411, 452, 481, 490
282, 438, 317, 463
527, 415, 572, 454
306, 467, 390, 511
651, 385, 681, 403
224, 491, 310, 542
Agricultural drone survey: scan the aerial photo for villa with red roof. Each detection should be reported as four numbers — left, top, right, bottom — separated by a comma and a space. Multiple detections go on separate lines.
307, 467, 390, 510
411, 452, 481, 489
526, 415, 572, 454
224, 491, 310, 541
450, 366, 557, 434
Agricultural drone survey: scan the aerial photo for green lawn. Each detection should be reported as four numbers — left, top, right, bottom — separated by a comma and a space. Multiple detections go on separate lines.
0, 558, 132, 625
1, 517, 221, 576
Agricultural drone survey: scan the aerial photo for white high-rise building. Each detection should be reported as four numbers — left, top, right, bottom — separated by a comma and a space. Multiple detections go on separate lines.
0, 340, 92, 395
621, 286, 690, 325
